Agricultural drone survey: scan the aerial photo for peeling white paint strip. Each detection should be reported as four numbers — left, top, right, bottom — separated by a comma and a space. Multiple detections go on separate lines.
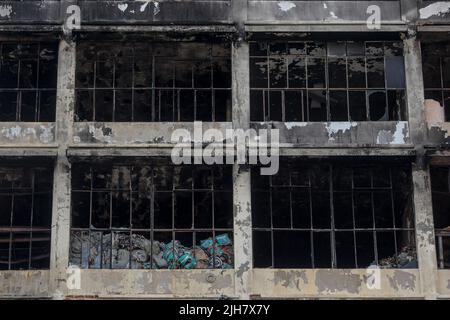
277, 2, 296, 12
420, 2, 450, 19
118, 4, 128, 12
285, 122, 308, 130
392, 122, 408, 145
329, 11, 338, 19
325, 122, 357, 141
138, 1, 151, 13
154, 2, 160, 16
0, 5, 12, 18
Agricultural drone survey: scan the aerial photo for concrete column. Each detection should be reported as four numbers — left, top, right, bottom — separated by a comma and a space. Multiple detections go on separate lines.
232, 41, 252, 299
49, 37, 76, 299
404, 35, 438, 299
412, 164, 438, 299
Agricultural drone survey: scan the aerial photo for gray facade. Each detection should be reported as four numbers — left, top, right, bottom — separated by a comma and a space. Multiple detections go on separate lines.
0, 0, 449, 299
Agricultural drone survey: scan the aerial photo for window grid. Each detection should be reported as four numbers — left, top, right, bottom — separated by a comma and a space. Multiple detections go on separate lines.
0, 42, 58, 122
70, 164, 233, 269
252, 163, 416, 269
0, 167, 53, 270
249, 41, 406, 122
75, 42, 232, 122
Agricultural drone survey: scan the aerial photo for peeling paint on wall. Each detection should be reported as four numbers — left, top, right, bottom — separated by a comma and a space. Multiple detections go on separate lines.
387, 270, 416, 291
0, 5, 12, 18
118, 3, 129, 13
420, 2, 450, 19
315, 270, 362, 294
284, 122, 308, 130
277, 2, 296, 12
376, 122, 408, 145
325, 122, 357, 141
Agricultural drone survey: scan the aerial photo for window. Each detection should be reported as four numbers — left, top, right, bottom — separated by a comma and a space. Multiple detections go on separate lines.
75, 42, 232, 122
252, 160, 416, 268
69, 164, 233, 269
0, 42, 58, 122
250, 41, 406, 122
0, 166, 53, 270
430, 166, 450, 269
422, 43, 450, 121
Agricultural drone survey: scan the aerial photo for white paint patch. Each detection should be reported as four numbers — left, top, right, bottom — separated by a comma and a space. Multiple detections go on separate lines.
420, 2, 450, 19
0, 5, 13, 18
277, 2, 296, 12
1, 126, 22, 140
154, 1, 160, 16
39, 125, 54, 144
284, 122, 308, 130
138, 0, 151, 12
329, 11, 338, 19
323, 3, 328, 9
391, 122, 408, 145
118, 3, 128, 12
325, 122, 357, 141
88, 125, 115, 144
376, 122, 408, 145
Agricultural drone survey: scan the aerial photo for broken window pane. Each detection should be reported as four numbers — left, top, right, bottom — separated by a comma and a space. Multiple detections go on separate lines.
269, 57, 287, 88
368, 90, 388, 121
308, 90, 327, 121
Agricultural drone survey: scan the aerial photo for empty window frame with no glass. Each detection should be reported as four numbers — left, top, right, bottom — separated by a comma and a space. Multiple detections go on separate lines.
422, 43, 450, 121
0, 42, 58, 122
75, 42, 231, 122
0, 167, 53, 270
252, 162, 416, 268
70, 164, 233, 269
250, 41, 406, 122
430, 166, 450, 269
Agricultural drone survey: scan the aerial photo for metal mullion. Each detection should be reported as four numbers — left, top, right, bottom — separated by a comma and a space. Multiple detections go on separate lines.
289, 171, 293, 229
269, 175, 275, 268
150, 166, 155, 269
370, 170, 378, 264
131, 48, 135, 122
345, 52, 351, 121
325, 48, 330, 122
308, 170, 315, 268
27, 170, 35, 269
35, 43, 41, 121
8, 192, 14, 270
93, 61, 97, 120
16, 60, 21, 121
305, 54, 310, 121
88, 166, 94, 268
389, 168, 399, 258
383, 47, 389, 120
152, 54, 156, 121
329, 165, 337, 268
351, 168, 358, 268
438, 235, 444, 269
112, 61, 116, 122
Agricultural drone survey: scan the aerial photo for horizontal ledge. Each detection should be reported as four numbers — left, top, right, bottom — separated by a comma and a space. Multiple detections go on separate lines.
0, 147, 58, 158
245, 24, 408, 33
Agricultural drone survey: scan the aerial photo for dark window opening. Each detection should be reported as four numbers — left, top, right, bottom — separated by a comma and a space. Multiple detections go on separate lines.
250, 41, 406, 122
252, 161, 416, 269
430, 166, 450, 269
75, 42, 232, 122
69, 164, 233, 269
0, 43, 58, 122
422, 43, 450, 121
0, 166, 53, 270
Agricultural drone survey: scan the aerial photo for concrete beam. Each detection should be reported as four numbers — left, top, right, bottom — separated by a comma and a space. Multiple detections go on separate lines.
49, 37, 76, 300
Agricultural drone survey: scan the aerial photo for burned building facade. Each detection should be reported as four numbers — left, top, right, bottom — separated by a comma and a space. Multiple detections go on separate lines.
0, 0, 449, 299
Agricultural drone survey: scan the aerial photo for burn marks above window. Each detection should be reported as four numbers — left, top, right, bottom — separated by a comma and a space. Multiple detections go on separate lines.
250, 41, 406, 122
430, 166, 450, 269
252, 161, 416, 269
0, 167, 53, 270
0, 43, 58, 122
70, 164, 233, 269
75, 43, 232, 122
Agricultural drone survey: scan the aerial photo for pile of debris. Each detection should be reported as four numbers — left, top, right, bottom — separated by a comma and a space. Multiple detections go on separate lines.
69, 232, 233, 269
375, 246, 417, 269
